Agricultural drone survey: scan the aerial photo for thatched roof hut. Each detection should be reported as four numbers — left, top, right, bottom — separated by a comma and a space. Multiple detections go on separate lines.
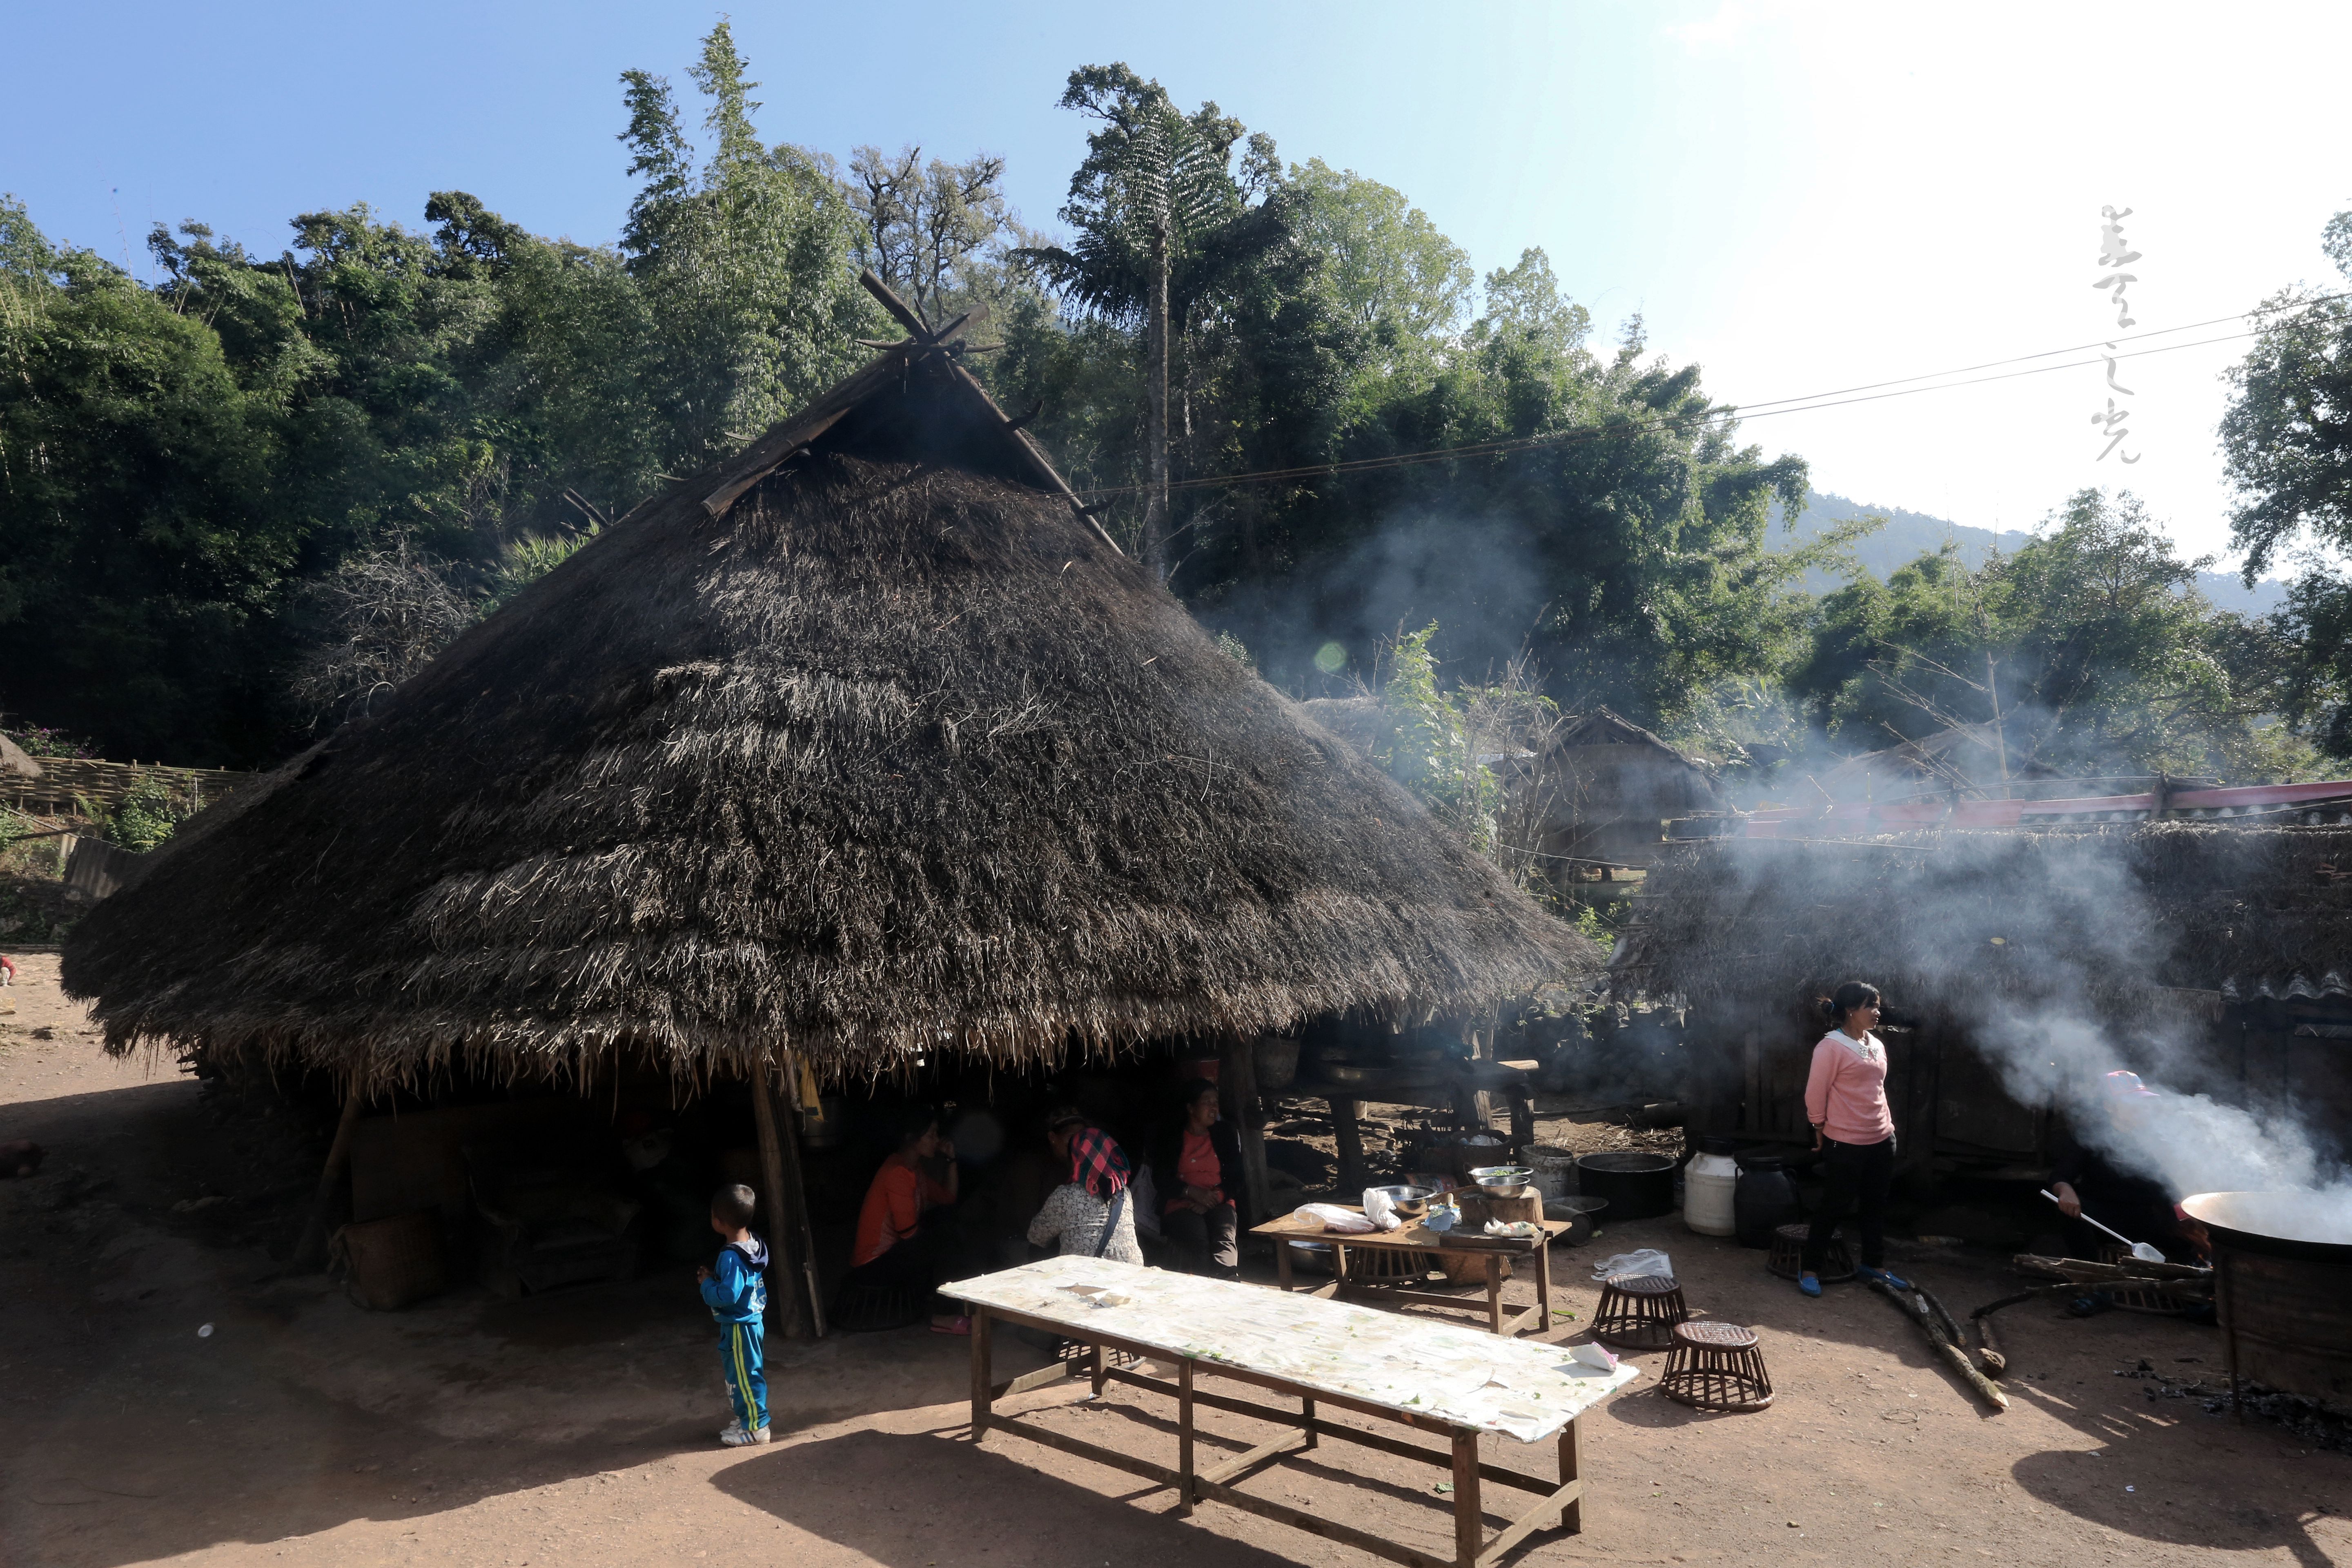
63, 304, 1593, 1094
1502, 708, 1722, 873
0, 733, 44, 782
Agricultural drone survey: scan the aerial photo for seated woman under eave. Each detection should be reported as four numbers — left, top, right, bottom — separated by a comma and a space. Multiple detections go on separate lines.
846, 1106, 968, 1334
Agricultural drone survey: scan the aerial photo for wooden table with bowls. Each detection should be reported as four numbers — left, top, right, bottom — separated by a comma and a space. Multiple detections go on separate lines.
1252, 1200, 1568, 1336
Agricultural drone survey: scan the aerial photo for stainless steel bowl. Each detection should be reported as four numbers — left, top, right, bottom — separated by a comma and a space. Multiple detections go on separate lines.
1468, 1164, 1535, 1193
1365, 1184, 1432, 1219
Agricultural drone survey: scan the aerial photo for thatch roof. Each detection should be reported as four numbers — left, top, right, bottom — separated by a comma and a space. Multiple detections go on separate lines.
1550, 708, 1706, 764
1611, 822, 2352, 1025
64, 317, 1593, 1089
0, 733, 44, 781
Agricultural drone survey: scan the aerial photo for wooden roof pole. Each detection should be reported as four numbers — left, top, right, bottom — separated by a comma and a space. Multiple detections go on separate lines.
294, 1077, 367, 1271
857, 270, 1124, 556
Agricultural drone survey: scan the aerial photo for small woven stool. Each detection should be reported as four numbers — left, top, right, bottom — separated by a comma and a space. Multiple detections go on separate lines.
834, 1280, 924, 1333
1767, 1221, 1855, 1282
1350, 1245, 1442, 1281
1591, 1272, 1688, 1350
1660, 1320, 1773, 1411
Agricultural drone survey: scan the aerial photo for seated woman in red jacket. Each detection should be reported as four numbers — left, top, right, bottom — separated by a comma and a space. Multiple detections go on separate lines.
1151, 1079, 1244, 1281
845, 1106, 965, 1333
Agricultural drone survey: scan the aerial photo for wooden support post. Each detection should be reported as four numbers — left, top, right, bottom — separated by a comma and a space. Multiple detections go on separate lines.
1486, 1254, 1505, 1334
1452, 1430, 1482, 1568
294, 1080, 366, 1271
1741, 1030, 1762, 1135
970, 1307, 993, 1437
1301, 1395, 1318, 1450
1333, 1098, 1367, 1192
1506, 1084, 1536, 1152
1559, 1418, 1581, 1532
777, 1053, 829, 1338
751, 1074, 814, 1339
1178, 1359, 1197, 1517
1533, 1231, 1552, 1335
1221, 1036, 1272, 1225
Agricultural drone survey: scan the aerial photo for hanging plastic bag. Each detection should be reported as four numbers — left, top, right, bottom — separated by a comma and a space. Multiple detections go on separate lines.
1295, 1203, 1378, 1234
1589, 1247, 1673, 1281
1360, 1188, 1405, 1232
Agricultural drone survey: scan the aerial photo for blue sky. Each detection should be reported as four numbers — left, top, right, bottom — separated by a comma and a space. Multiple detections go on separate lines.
9, 1, 2348, 569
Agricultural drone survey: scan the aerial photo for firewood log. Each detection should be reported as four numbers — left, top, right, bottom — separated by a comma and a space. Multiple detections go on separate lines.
1972, 1314, 2005, 1377
1873, 1281, 2009, 1413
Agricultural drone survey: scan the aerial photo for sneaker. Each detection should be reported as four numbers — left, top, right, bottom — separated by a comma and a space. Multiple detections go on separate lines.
1797, 1272, 1822, 1298
719, 1424, 771, 1447
931, 1314, 971, 1336
718, 1419, 744, 1441
1856, 1267, 1912, 1290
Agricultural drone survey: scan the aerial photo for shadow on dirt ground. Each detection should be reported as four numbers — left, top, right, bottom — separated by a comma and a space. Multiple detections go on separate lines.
715, 1428, 1310, 1568
2007, 1378, 2345, 1567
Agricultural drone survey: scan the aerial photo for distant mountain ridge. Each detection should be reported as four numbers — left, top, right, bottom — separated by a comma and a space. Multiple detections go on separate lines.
1775, 490, 2285, 617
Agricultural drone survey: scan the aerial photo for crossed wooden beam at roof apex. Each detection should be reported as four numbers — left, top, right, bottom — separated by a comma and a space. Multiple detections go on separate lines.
855, 269, 989, 350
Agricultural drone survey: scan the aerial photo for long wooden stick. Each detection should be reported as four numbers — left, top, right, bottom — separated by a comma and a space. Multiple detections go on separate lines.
1914, 1281, 1967, 1350
1872, 1281, 2008, 1412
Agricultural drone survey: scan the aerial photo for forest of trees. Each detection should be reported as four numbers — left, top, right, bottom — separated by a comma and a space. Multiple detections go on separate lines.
2, 23, 2341, 795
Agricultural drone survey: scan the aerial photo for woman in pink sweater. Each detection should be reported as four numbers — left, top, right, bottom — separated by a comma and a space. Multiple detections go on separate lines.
1797, 982, 1911, 1298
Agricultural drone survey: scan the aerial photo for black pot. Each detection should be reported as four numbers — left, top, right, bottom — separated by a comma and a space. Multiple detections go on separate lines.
1575, 1151, 1677, 1221
1734, 1155, 1804, 1248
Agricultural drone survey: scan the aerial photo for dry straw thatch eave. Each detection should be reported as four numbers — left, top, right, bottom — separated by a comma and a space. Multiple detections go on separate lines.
64, 354, 1595, 1090
1612, 821, 2352, 1028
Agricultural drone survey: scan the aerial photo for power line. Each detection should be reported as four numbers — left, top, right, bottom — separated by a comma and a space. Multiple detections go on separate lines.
1071, 289, 2351, 502
1706, 286, 2352, 410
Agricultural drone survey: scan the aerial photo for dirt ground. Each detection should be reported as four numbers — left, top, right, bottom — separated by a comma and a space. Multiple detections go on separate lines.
4, 954, 2349, 1568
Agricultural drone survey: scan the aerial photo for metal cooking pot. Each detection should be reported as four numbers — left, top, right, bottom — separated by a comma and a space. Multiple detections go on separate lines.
1575, 1150, 1677, 1221
1545, 1195, 1609, 1246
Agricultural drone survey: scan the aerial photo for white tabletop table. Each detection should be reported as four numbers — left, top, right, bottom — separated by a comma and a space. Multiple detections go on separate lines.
945, 1256, 1640, 1568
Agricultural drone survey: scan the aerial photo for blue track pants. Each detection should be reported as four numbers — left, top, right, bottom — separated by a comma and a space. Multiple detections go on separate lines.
719, 1317, 766, 1432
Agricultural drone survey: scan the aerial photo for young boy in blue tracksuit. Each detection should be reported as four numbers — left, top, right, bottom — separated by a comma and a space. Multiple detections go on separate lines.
697, 1183, 771, 1447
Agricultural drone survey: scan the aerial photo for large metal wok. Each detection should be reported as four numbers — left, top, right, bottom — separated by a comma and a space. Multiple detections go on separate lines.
2180, 1189, 2352, 1415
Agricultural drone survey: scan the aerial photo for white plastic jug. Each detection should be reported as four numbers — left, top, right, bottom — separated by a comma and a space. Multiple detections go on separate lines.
1683, 1140, 1738, 1237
